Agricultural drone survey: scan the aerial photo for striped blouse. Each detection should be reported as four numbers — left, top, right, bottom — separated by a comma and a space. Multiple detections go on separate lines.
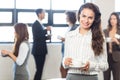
62, 27, 108, 75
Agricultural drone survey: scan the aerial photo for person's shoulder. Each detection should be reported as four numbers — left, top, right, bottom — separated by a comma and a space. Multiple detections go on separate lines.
19, 42, 30, 51
32, 20, 39, 25
32, 21, 40, 28
66, 27, 79, 37
20, 41, 29, 47
74, 24, 78, 28
72, 25, 78, 30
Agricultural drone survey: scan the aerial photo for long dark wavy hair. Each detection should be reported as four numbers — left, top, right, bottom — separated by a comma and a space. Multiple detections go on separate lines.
78, 3, 104, 56
13, 23, 29, 57
107, 12, 120, 31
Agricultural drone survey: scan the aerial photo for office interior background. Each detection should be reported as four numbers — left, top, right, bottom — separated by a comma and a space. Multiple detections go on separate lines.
0, 0, 120, 80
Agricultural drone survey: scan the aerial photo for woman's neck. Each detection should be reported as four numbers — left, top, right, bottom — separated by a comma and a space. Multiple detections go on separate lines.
112, 26, 117, 30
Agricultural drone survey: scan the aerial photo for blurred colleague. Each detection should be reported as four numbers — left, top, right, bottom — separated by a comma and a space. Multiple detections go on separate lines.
103, 12, 120, 80
62, 3, 108, 80
32, 8, 51, 80
1, 23, 30, 80
58, 11, 78, 78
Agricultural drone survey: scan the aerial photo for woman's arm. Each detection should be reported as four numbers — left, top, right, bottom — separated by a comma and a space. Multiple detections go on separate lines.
1, 50, 16, 60
1, 42, 29, 66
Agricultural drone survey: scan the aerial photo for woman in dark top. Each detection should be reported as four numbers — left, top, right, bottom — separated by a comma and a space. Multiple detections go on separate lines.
103, 12, 120, 80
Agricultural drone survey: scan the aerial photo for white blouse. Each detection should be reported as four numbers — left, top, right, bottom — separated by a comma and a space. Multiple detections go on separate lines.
16, 42, 29, 66
62, 27, 108, 75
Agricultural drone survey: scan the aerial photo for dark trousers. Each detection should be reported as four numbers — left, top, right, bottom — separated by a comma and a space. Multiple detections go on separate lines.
33, 54, 46, 80
103, 54, 120, 80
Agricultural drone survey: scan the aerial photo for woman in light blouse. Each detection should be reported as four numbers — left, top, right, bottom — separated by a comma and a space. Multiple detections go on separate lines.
1, 23, 30, 80
62, 3, 108, 80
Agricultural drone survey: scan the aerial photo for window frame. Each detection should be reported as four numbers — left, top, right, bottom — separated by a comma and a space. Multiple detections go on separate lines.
0, 0, 86, 43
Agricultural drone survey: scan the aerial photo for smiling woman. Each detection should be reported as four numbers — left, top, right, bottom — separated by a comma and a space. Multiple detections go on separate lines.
62, 3, 108, 80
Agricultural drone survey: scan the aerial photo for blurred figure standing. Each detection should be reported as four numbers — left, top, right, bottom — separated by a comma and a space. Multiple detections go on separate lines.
32, 8, 51, 80
58, 11, 77, 78
1, 23, 30, 80
103, 12, 120, 80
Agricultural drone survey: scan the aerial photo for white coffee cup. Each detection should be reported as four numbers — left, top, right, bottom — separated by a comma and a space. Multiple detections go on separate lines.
106, 37, 111, 42
57, 35, 62, 40
70, 59, 84, 68
115, 34, 120, 39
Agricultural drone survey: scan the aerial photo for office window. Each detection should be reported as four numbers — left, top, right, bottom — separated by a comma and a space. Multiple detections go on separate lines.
0, 12, 12, 23
115, 0, 120, 12
52, 0, 84, 10
28, 27, 33, 42
53, 13, 66, 24
0, 27, 14, 42
0, 0, 14, 8
18, 12, 48, 24
85, 0, 94, 2
0, 26, 33, 42
0, 0, 85, 42
51, 27, 68, 42
16, 0, 50, 9
53, 12, 79, 25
